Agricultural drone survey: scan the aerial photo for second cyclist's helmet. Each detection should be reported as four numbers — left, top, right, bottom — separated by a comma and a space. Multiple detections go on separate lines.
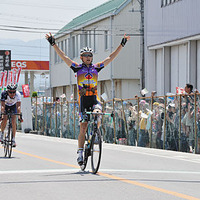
80, 47, 93, 56
7, 83, 17, 91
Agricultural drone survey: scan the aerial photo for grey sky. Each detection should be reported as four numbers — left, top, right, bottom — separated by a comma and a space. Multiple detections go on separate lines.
0, 0, 109, 91
0, 0, 109, 42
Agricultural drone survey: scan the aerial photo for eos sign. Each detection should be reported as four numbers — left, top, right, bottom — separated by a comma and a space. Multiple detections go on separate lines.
11, 61, 27, 68
11, 60, 49, 71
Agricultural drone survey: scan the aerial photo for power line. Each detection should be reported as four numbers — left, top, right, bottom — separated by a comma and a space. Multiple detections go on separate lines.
0, 43, 48, 49
0, 28, 57, 34
0, 2, 90, 11
12, 53, 48, 57
0, 24, 60, 31
0, 13, 68, 24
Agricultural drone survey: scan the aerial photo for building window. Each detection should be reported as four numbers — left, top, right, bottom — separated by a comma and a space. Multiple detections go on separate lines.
94, 29, 98, 53
84, 31, 87, 47
75, 35, 79, 57
91, 30, 94, 51
54, 47, 57, 64
65, 39, 68, 55
104, 30, 109, 50
88, 31, 91, 48
72, 36, 75, 58
58, 42, 61, 63
61, 41, 64, 62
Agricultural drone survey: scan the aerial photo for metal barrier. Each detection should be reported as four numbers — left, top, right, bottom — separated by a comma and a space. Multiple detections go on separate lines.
31, 94, 200, 154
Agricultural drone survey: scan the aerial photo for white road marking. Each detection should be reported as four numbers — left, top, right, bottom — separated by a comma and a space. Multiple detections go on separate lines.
0, 169, 80, 174
0, 168, 200, 175
100, 169, 200, 174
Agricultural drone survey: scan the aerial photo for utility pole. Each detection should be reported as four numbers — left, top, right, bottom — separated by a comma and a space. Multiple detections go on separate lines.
140, 0, 145, 91
129, 0, 145, 92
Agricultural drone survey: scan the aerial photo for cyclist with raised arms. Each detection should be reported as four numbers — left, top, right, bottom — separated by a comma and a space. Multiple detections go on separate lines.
46, 32, 130, 165
0, 83, 23, 147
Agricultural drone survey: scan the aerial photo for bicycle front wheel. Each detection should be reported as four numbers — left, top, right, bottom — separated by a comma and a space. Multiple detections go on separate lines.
3, 131, 8, 157
4, 126, 13, 158
91, 129, 102, 174
80, 143, 90, 171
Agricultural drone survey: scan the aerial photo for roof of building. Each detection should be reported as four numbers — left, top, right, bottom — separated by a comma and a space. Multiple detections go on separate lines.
56, 0, 130, 36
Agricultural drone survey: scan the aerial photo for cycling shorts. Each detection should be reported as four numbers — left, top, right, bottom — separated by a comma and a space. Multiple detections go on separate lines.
5, 104, 17, 114
79, 95, 102, 122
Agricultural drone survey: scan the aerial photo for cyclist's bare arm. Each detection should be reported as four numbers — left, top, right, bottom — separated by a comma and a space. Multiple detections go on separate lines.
16, 102, 23, 122
100, 34, 130, 67
45, 33, 78, 67
16, 102, 21, 113
53, 45, 79, 66
1, 101, 5, 114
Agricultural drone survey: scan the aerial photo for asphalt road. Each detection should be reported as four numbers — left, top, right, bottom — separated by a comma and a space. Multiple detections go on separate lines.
0, 133, 200, 200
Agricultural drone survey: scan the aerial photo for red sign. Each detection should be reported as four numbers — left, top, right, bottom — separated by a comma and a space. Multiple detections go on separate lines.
22, 84, 30, 98
11, 60, 49, 71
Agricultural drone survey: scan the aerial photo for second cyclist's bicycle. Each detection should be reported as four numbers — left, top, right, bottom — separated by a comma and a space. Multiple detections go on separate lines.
80, 110, 113, 174
1, 112, 22, 158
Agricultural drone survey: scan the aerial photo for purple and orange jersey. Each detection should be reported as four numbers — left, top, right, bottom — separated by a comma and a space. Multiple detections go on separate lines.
71, 62, 104, 101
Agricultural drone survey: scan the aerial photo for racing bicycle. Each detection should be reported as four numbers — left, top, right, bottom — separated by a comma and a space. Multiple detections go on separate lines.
80, 110, 114, 174
1, 112, 22, 158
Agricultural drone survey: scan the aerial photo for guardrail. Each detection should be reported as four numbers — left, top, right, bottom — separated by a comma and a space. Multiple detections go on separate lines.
31, 94, 200, 154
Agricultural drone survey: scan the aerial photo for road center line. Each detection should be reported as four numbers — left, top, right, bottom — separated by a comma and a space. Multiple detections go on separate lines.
13, 149, 200, 200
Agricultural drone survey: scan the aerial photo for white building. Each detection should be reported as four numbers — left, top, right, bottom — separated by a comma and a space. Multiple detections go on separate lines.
49, 0, 141, 101
145, 0, 200, 95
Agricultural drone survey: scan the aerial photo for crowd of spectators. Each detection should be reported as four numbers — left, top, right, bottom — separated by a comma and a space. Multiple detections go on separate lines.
31, 83, 200, 154
103, 83, 200, 153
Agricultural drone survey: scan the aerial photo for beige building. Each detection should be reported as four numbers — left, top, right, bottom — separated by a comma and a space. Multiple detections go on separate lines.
49, 0, 141, 101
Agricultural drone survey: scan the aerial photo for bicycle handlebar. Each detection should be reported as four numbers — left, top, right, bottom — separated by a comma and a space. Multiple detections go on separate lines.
85, 111, 114, 118
0, 112, 23, 121
0, 112, 22, 116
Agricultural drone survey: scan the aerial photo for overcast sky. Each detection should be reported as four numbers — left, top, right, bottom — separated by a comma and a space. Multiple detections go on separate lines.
0, 0, 109, 61
0, 0, 109, 42
0, 0, 110, 90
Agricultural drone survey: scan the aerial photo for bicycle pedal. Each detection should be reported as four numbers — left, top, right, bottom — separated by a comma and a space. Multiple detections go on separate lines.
80, 164, 85, 171
78, 161, 83, 166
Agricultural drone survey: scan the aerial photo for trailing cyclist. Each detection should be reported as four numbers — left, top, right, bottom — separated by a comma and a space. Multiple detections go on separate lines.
0, 83, 23, 147
46, 32, 130, 165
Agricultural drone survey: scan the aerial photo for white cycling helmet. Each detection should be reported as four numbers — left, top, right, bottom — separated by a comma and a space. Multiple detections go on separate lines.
7, 83, 17, 91
80, 47, 93, 56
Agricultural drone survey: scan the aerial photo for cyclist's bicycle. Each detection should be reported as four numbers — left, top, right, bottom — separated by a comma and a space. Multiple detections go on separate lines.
80, 110, 114, 174
1, 112, 22, 158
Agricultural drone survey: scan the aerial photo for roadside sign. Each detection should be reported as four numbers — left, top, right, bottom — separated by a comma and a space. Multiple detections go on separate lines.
0, 50, 11, 71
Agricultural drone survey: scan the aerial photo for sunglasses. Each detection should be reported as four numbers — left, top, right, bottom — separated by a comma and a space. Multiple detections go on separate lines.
82, 54, 93, 57
8, 91, 16, 94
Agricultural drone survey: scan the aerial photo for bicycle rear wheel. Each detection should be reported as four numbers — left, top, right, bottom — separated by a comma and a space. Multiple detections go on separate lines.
91, 129, 102, 174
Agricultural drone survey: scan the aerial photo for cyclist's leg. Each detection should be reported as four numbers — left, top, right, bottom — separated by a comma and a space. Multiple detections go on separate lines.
11, 115, 16, 138
1, 116, 7, 132
0, 116, 7, 142
1, 105, 8, 134
11, 104, 17, 147
77, 121, 88, 165
78, 121, 88, 149
93, 103, 102, 128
